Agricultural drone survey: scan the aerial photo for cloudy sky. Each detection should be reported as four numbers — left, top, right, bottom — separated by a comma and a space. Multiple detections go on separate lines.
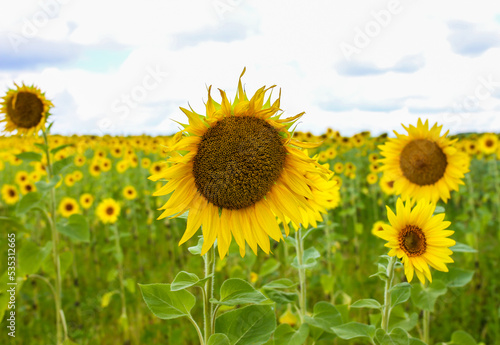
1, 0, 500, 136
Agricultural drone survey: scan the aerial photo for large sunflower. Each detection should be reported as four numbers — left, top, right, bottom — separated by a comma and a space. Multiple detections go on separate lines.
150, 69, 338, 258
379, 119, 469, 203
375, 198, 455, 284
1, 83, 53, 135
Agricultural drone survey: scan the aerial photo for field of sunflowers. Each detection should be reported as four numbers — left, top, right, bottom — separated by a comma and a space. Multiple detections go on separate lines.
0, 75, 499, 345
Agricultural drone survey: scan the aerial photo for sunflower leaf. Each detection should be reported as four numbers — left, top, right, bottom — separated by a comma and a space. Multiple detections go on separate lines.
211, 278, 267, 306
274, 323, 309, 345
50, 144, 74, 155
332, 322, 376, 340
214, 304, 276, 345
15, 192, 42, 215
35, 175, 61, 192
305, 302, 343, 334
139, 283, 196, 320
57, 214, 90, 242
15, 152, 42, 163
52, 155, 74, 176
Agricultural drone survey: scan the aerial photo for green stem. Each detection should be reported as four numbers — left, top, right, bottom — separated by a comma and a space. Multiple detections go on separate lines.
295, 226, 307, 321
203, 246, 215, 343
42, 130, 64, 345
423, 308, 430, 344
188, 316, 205, 345
381, 256, 396, 332
112, 223, 130, 343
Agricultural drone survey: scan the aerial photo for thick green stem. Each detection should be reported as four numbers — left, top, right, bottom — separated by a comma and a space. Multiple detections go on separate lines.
203, 246, 215, 343
423, 309, 430, 344
295, 226, 307, 321
112, 223, 130, 343
42, 130, 64, 345
381, 256, 397, 332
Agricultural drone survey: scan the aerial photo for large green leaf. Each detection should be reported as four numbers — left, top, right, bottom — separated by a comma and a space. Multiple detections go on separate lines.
374, 328, 409, 345
259, 258, 280, 278
390, 283, 412, 307
215, 304, 276, 345
52, 155, 74, 176
410, 280, 447, 312
18, 241, 52, 277
262, 279, 297, 290
171, 271, 212, 291
57, 214, 90, 242
332, 322, 376, 340
15, 192, 42, 215
211, 278, 267, 306
448, 330, 477, 345
42, 251, 73, 279
351, 299, 382, 309
273, 323, 309, 345
35, 175, 61, 192
15, 152, 42, 163
139, 283, 195, 320
304, 302, 343, 334
208, 334, 231, 345
433, 268, 474, 288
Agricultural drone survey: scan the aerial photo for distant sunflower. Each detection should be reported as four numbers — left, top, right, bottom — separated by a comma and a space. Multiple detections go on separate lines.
1, 184, 19, 205
371, 220, 386, 236
58, 197, 80, 218
123, 185, 137, 200
150, 69, 338, 258
375, 198, 455, 284
379, 119, 469, 203
1, 83, 53, 135
478, 133, 498, 155
366, 173, 378, 185
96, 198, 120, 224
20, 182, 36, 194
80, 193, 94, 209
379, 173, 396, 196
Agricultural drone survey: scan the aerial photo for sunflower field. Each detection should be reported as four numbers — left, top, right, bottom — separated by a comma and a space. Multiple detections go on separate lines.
0, 74, 499, 345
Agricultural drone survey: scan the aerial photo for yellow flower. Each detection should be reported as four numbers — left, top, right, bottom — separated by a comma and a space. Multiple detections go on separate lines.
19, 182, 36, 194
279, 305, 299, 326
123, 186, 137, 200
80, 193, 94, 210
371, 220, 387, 236
96, 198, 121, 224
116, 160, 129, 173
89, 161, 101, 177
1, 184, 19, 205
72, 170, 83, 181
64, 174, 76, 187
100, 158, 112, 172
250, 272, 258, 283
15, 171, 29, 185
29, 171, 42, 183
375, 198, 455, 284
58, 197, 80, 218
141, 157, 151, 169
379, 119, 469, 203
150, 69, 338, 258
74, 155, 86, 167
0, 83, 53, 135
366, 173, 378, 185
333, 162, 344, 174
478, 133, 498, 155
379, 173, 395, 196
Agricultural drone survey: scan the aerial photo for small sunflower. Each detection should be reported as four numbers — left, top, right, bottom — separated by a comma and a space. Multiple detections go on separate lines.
15, 171, 29, 185
80, 193, 94, 210
74, 155, 86, 167
96, 198, 121, 224
1, 184, 19, 205
366, 173, 378, 185
478, 133, 498, 155
1, 83, 53, 135
379, 173, 396, 196
58, 197, 80, 218
20, 182, 36, 194
123, 186, 137, 200
371, 220, 386, 236
375, 198, 455, 284
150, 69, 338, 258
379, 119, 469, 203
333, 162, 344, 174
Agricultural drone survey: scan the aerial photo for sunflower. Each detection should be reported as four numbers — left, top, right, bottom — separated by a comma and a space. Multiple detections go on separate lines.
371, 220, 387, 236
15, 171, 29, 185
150, 69, 338, 258
96, 198, 121, 224
375, 198, 455, 284
74, 155, 86, 167
80, 193, 94, 210
116, 160, 129, 173
141, 157, 151, 169
0, 83, 53, 135
58, 197, 80, 218
478, 133, 498, 155
89, 161, 101, 177
333, 162, 344, 174
1, 184, 19, 205
366, 173, 378, 185
20, 182, 36, 194
64, 174, 76, 187
123, 186, 137, 200
379, 173, 396, 195
379, 119, 469, 203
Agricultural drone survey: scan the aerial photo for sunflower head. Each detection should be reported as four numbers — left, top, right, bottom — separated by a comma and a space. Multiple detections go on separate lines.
150, 68, 338, 258
1, 83, 53, 136
379, 119, 469, 203
375, 198, 455, 284
96, 198, 121, 224
58, 197, 80, 218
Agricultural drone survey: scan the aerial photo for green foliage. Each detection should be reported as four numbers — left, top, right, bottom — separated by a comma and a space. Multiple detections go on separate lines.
273, 323, 309, 345
139, 283, 195, 320
57, 214, 90, 242
211, 278, 267, 306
